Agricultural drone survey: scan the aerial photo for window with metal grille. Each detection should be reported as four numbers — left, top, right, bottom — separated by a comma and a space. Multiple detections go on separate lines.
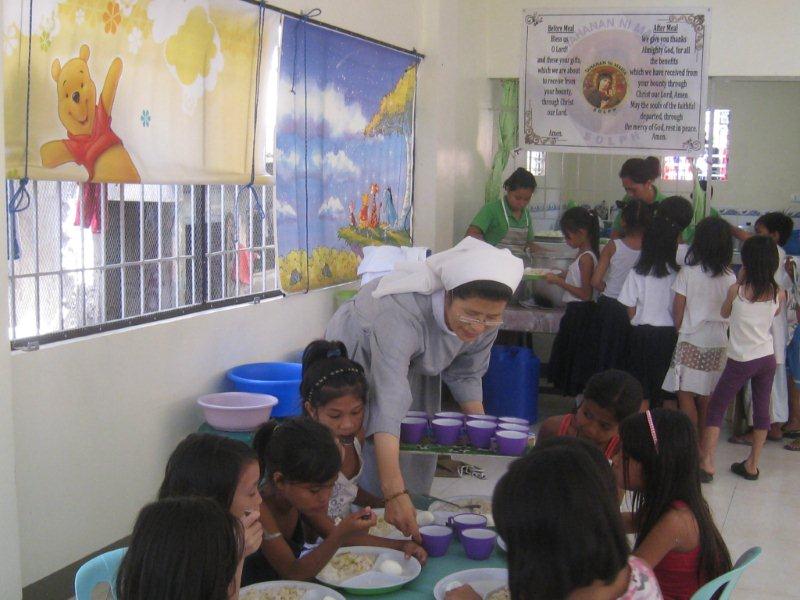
6, 179, 278, 348
662, 109, 731, 181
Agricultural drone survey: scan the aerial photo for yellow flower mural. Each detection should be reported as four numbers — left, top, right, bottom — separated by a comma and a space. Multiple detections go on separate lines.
165, 7, 218, 85
103, 2, 121, 34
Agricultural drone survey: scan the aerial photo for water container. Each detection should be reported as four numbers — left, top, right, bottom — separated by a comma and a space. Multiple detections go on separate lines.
784, 230, 800, 256
227, 362, 303, 417
482, 345, 539, 423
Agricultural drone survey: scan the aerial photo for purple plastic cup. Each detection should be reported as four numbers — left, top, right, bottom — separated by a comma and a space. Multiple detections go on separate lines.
466, 420, 496, 449
435, 411, 465, 422
461, 528, 496, 560
447, 513, 488, 540
496, 430, 528, 456
467, 414, 497, 423
420, 525, 453, 557
499, 417, 529, 426
401, 417, 428, 444
432, 418, 462, 445
406, 410, 429, 420
498, 422, 529, 433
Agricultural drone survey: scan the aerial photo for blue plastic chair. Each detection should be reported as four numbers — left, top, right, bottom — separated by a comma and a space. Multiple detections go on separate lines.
74, 547, 127, 600
690, 546, 762, 600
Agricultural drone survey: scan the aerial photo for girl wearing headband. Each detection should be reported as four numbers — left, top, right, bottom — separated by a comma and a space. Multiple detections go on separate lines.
615, 409, 731, 600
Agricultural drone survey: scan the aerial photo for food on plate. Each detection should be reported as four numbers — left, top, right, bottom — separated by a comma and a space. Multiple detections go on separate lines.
486, 586, 510, 600
379, 559, 404, 576
523, 267, 555, 277
445, 580, 464, 593
369, 515, 402, 537
240, 586, 305, 600
319, 552, 377, 583
536, 230, 564, 238
416, 510, 435, 526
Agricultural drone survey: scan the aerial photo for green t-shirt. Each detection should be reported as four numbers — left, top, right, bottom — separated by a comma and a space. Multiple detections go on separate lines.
611, 186, 667, 234
470, 198, 534, 246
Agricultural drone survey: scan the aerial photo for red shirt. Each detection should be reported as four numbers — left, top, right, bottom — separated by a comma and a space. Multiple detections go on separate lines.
64, 102, 121, 181
652, 501, 703, 600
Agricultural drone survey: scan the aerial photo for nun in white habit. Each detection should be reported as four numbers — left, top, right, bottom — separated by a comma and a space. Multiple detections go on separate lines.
325, 238, 523, 541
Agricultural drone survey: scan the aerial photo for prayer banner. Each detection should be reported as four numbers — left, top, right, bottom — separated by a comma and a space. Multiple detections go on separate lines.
520, 8, 711, 155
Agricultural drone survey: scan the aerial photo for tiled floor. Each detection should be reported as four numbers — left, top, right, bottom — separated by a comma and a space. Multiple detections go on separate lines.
430, 399, 799, 599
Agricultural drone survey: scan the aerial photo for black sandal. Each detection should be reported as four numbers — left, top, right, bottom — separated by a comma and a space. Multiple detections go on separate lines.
730, 461, 759, 481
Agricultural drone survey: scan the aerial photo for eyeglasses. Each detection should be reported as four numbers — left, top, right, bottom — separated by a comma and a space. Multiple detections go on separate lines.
456, 314, 504, 328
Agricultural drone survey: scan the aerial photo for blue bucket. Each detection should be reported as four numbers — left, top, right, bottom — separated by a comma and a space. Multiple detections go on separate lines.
482, 345, 540, 423
227, 362, 303, 417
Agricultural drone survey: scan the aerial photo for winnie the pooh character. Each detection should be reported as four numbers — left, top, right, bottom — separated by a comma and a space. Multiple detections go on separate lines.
40, 44, 140, 183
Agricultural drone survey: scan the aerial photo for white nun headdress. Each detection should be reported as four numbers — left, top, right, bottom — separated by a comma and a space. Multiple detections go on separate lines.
372, 237, 523, 298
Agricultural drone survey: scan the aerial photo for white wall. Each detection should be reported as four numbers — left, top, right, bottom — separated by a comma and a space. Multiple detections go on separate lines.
8, 0, 496, 588
485, 0, 800, 78
0, 1, 23, 593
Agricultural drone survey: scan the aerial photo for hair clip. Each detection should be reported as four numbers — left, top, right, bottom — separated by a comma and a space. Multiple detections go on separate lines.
645, 410, 659, 454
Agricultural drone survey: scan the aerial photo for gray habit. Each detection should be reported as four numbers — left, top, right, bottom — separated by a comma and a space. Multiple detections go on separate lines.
325, 279, 498, 496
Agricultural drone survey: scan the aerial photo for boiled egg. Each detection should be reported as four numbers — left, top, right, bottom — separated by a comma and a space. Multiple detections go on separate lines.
379, 559, 404, 576
416, 510, 435, 526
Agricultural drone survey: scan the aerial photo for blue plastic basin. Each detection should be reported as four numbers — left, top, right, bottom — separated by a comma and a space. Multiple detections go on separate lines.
227, 362, 303, 417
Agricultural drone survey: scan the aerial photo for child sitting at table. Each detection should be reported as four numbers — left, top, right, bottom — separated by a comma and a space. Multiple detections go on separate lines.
117, 496, 245, 600
158, 433, 264, 558
447, 437, 663, 600
538, 369, 643, 460
299, 339, 427, 561
616, 410, 731, 599
300, 339, 384, 518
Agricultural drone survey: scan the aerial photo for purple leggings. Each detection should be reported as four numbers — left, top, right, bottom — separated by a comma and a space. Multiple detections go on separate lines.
707, 355, 776, 430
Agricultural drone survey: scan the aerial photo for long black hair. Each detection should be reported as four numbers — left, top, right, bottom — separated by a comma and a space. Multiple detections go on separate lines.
635, 213, 683, 278
619, 156, 661, 184
117, 497, 243, 600
618, 198, 653, 236
253, 417, 341, 485
158, 433, 257, 510
657, 196, 693, 231
620, 410, 732, 583
493, 437, 629, 599
583, 369, 643, 423
740, 235, 779, 302
301, 340, 368, 409
560, 206, 600, 258
685, 216, 733, 277
503, 167, 537, 192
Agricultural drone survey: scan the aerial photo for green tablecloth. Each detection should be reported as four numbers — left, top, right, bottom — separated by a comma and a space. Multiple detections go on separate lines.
343, 541, 507, 600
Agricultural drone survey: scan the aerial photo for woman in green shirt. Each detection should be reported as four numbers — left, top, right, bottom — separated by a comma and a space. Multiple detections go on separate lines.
611, 156, 666, 239
466, 168, 537, 257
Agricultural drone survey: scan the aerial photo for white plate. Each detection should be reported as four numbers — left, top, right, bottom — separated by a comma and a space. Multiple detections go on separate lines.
315, 546, 422, 592
239, 580, 345, 600
429, 495, 493, 519
433, 568, 509, 600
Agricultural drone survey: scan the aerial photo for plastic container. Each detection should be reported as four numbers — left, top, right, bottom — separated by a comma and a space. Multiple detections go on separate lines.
420, 525, 453, 557
482, 345, 539, 423
197, 392, 278, 431
227, 362, 303, 417
496, 430, 528, 456
461, 528, 496, 560
466, 420, 496, 449
432, 418, 462, 445
400, 417, 428, 444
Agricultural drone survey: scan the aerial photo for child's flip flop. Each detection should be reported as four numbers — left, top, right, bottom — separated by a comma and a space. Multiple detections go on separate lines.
730, 461, 759, 481
785, 439, 800, 452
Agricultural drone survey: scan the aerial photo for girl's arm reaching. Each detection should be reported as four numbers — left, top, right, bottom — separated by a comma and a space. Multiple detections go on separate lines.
545, 254, 595, 301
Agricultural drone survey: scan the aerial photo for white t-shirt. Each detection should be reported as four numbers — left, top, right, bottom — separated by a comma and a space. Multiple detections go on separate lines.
728, 291, 779, 362
672, 264, 737, 347
602, 239, 641, 300
676, 243, 689, 266
563, 250, 598, 303
618, 268, 678, 327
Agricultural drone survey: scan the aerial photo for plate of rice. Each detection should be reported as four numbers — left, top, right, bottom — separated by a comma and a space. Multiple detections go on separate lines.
316, 547, 422, 595
239, 580, 345, 600
433, 568, 509, 600
366, 508, 436, 539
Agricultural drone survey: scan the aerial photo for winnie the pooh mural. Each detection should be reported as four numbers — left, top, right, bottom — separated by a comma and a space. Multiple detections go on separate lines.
40, 44, 140, 183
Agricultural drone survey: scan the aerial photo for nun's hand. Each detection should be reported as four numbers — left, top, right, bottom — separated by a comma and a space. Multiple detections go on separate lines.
386, 493, 421, 543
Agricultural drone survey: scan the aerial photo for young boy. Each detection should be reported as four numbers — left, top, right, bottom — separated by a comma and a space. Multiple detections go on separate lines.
731, 212, 795, 443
